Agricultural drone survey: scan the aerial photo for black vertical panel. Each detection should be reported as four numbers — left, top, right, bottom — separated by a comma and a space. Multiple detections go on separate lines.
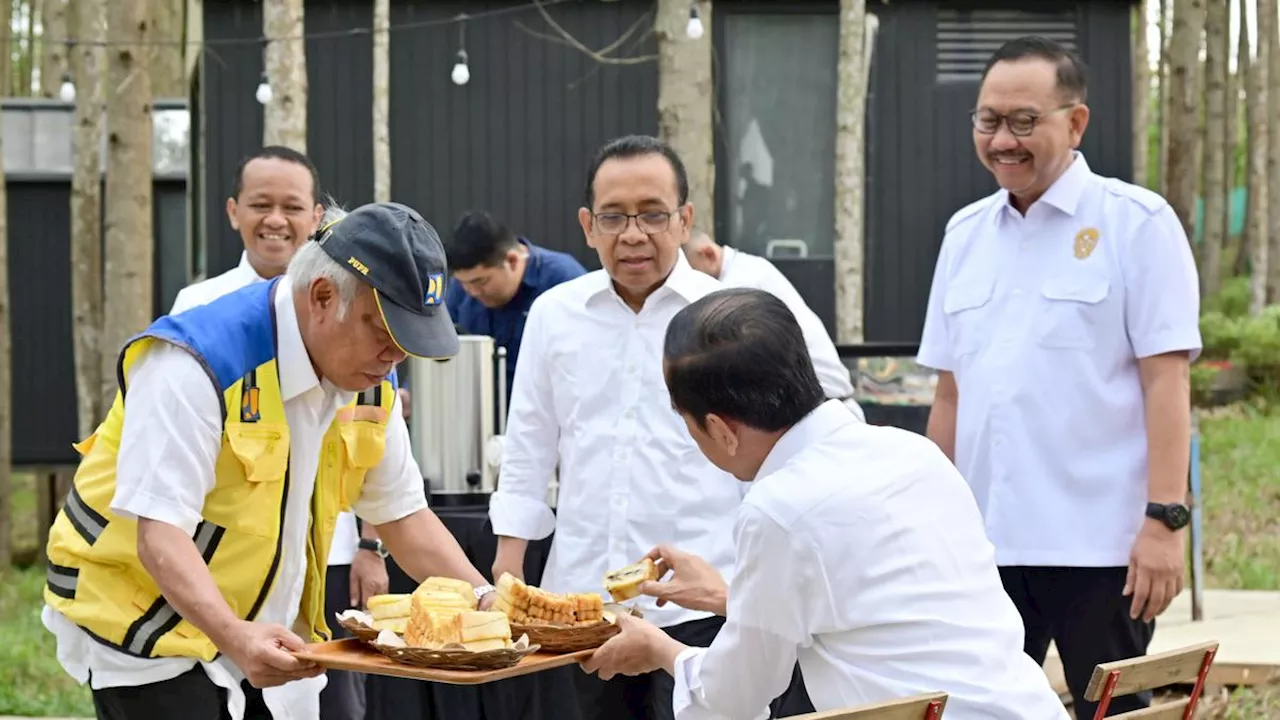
8, 181, 78, 464
1078, 0, 1134, 183
201, 0, 265, 276
307, 0, 375, 208
388, 0, 659, 270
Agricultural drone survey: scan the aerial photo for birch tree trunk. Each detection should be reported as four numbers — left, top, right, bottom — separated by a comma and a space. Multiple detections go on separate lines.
102, 0, 155, 385
1199, 0, 1228, 296
37, 0, 68, 98
0, 97, 12, 569
1163, 0, 1205, 239
1158, 0, 1170, 194
150, 0, 186, 98
263, 0, 308, 151
1235, 0, 1253, 276
1224, 0, 1243, 268
70, 0, 108, 429
1268, 0, 1280, 303
373, 0, 390, 203
656, 0, 714, 232
834, 0, 868, 344
1247, 0, 1271, 314
1133, 0, 1150, 188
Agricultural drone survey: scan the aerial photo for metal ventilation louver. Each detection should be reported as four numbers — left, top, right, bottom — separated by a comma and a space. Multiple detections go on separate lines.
935, 8, 1078, 84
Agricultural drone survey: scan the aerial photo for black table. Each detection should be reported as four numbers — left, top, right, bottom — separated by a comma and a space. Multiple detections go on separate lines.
364, 502, 584, 720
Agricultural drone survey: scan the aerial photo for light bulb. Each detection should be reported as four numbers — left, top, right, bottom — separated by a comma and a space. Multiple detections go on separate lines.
255, 80, 273, 105
451, 58, 470, 86
58, 75, 75, 103
686, 7, 704, 39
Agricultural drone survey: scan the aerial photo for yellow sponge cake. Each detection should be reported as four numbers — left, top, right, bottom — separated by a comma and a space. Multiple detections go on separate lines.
603, 558, 659, 602
366, 593, 412, 633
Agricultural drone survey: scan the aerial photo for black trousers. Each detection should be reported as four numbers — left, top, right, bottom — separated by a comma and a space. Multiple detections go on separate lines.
999, 566, 1155, 719
91, 665, 273, 720
572, 615, 815, 720
321, 563, 368, 720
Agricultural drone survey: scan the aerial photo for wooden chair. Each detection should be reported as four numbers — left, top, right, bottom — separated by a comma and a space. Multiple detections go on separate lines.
786, 692, 947, 720
1083, 641, 1219, 719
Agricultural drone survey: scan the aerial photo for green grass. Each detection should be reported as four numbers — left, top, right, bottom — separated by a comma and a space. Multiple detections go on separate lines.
0, 403, 1275, 718
0, 567, 94, 717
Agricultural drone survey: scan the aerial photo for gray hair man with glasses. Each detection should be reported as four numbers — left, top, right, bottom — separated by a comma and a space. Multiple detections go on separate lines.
917, 36, 1201, 720
487, 134, 816, 720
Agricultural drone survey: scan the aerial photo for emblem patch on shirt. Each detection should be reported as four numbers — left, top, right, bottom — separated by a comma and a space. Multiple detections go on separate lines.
424, 272, 444, 306
241, 387, 261, 423
1073, 227, 1100, 259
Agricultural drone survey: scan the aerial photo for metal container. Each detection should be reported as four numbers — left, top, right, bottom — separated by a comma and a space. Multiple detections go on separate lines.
407, 335, 507, 496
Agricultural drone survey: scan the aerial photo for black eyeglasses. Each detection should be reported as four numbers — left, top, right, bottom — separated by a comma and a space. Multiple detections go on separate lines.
971, 104, 1075, 137
591, 209, 681, 235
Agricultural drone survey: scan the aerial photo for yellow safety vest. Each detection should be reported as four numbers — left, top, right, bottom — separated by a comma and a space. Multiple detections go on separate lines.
43, 278, 398, 661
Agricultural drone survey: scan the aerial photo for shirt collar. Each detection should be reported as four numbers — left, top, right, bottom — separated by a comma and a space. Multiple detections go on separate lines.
584, 249, 706, 307
273, 275, 350, 403
998, 151, 1091, 220
717, 246, 738, 281
238, 250, 271, 282
753, 399, 861, 483
518, 238, 543, 288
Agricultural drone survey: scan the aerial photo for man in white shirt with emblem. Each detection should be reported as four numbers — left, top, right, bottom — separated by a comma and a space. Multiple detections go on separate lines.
916, 36, 1201, 718
683, 230, 865, 421
489, 135, 811, 720
580, 287, 1070, 720
168, 146, 390, 720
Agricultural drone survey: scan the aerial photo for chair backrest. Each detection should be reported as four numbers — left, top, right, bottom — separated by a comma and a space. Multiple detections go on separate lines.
1083, 641, 1219, 720
786, 692, 947, 720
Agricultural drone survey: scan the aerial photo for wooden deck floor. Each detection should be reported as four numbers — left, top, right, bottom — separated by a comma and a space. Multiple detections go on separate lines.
1044, 589, 1280, 693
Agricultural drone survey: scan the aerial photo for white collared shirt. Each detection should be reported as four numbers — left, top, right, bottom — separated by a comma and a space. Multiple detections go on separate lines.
490, 253, 743, 629
717, 247, 866, 421
169, 251, 361, 567
43, 275, 428, 720
670, 400, 1070, 720
916, 154, 1202, 566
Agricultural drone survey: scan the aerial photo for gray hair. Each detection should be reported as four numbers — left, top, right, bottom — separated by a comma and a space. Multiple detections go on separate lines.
288, 198, 360, 319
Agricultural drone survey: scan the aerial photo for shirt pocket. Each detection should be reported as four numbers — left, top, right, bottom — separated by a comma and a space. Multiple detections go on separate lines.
943, 278, 996, 356
1036, 271, 1112, 350
206, 422, 291, 538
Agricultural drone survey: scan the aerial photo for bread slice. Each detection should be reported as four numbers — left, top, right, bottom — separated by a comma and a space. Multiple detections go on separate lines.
411, 589, 474, 613
416, 577, 478, 608
460, 637, 511, 652
404, 610, 463, 648
366, 594, 411, 620
569, 593, 605, 623
371, 616, 409, 634
603, 558, 659, 602
459, 611, 512, 643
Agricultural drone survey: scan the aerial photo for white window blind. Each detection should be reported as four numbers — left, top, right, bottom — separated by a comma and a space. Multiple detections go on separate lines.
935, 8, 1078, 84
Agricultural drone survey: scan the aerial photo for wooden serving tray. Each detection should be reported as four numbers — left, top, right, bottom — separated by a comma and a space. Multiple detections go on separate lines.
292, 637, 596, 685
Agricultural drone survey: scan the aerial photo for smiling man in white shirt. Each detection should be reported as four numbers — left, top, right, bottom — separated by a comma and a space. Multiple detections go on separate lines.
683, 230, 865, 422
917, 37, 1201, 718
580, 287, 1070, 720
489, 135, 811, 720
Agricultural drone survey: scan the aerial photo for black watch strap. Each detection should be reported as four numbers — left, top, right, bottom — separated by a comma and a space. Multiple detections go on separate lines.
1145, 502, 1191, 530
358, 538, 388, 558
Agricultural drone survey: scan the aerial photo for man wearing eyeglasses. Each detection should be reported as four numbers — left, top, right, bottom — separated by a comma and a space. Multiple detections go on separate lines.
489, 134, 813, 720
916, 36, 1201, 719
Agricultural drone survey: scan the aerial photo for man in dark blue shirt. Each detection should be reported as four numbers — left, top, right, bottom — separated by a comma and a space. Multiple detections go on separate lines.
444, 210, 587, 392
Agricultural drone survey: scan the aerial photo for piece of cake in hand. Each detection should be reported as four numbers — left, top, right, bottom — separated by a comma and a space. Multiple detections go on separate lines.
603, 558, 659, 602
458, 610, 514, 651
365, 593, 411, 633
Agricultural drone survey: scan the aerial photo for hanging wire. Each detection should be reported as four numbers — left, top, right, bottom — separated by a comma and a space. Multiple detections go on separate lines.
30, 0, 575, 49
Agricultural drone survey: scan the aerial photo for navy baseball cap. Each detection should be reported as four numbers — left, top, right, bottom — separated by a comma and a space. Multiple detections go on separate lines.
316, 202, 459, 358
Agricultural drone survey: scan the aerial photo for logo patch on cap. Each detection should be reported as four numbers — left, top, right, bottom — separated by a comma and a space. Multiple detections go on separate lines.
425, 273, 444, 306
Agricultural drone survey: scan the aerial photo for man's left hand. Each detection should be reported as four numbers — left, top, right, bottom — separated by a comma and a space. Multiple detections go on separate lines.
580, 614, 686, 681
350, 550, 389, 609
1123, 518, 1185, 622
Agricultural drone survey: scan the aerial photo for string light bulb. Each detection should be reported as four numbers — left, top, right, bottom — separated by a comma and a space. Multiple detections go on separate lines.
58, 72, 75, 102
451, 49, 470, 86
255, 72, 273, 104
686, 3, 704, 39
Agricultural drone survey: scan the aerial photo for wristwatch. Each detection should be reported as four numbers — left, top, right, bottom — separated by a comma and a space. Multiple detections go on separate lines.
473, 583, 496, 602
1145, 502, 1191, 531
358, 538, 389, 559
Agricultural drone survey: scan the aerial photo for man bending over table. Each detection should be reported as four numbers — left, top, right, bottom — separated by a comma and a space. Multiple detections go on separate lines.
581, 287, 1070, 720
